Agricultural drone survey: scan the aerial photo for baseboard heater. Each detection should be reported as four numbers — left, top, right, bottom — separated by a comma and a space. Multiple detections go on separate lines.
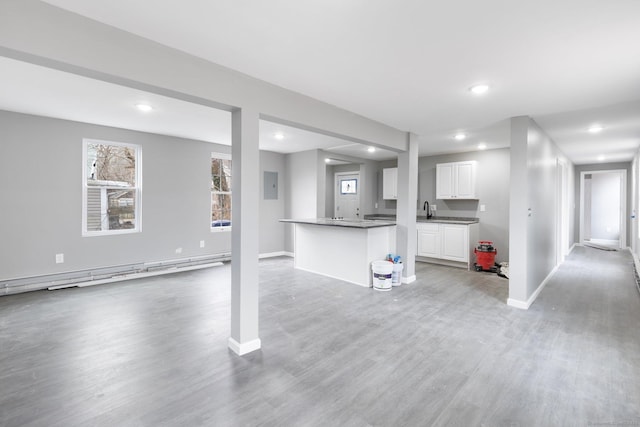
0, 253, 231, 296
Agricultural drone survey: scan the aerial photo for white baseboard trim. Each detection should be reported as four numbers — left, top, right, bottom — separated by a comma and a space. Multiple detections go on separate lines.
568, 243, 577, 254
402, 275, 416, 284
228, 337, 261, 356
47, 262, 225, 291
506, 298, 529, 309
259, 251, 292, 259
507, 265, 559, 310
294, 265, 371, 288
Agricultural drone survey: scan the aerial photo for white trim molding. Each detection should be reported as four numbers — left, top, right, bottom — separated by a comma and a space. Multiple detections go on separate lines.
228, 337, 261, 356
507, 265, 559, 310
402, 275, 417, 284
259, 251, 291, 259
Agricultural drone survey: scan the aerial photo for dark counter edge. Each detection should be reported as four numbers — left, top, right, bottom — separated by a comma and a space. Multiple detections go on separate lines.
364, 214, 479, 225
280, 219, 396, 229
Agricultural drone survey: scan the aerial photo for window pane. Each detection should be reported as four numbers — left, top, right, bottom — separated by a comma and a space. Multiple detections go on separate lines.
107, 189, 136, 230
220, 174, 231, 192
88, 143, 136, 186
211, 154, 231, 229
211, 193, 231, 227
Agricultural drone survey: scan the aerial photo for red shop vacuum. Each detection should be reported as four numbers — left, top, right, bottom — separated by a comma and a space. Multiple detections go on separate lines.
474, 241, 498, 272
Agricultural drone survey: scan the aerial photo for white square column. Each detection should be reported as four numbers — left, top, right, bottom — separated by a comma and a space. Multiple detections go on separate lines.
228, 108, 261, 356
396, 132, 419, 283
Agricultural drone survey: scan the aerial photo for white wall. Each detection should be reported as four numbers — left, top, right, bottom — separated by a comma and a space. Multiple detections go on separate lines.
417, 148, 511, 263
284, 150, 320, 252
259, 150, 287, 255
0, 110, 288, 284
509, 117, 575, 306
0, 110, 229, 281
372, 149, 511, 263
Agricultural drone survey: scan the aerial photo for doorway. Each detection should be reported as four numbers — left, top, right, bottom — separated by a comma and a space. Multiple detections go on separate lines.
580, 170, 627, 249
334, 172, 360, 219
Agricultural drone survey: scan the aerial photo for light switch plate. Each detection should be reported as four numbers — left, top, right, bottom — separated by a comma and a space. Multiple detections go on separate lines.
55, 253, 64, 264
200, 240, 205, 248
480, 204, 486, 212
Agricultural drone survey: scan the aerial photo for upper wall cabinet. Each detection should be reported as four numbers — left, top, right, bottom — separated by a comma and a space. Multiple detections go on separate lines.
383, 167, 398, 200
436, 161, 477, 199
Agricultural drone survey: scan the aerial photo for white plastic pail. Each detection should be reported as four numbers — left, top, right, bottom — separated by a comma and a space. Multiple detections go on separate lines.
392, 263, 404, 286
372, 261, 393, 291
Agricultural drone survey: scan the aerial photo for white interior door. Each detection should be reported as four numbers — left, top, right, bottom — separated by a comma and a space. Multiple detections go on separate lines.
335, 172, 360, 219
580, 170, 626, 248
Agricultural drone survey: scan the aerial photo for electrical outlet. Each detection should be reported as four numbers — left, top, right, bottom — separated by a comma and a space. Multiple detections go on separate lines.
375, 202, 378, 209
175, 247, 183, 254
55, 253, 64, 264
480, 204, 486, 212
431, 205, 437, 212
200, 240, 205, 248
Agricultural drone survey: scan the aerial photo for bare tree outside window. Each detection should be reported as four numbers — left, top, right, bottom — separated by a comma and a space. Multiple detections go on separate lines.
211, 153, 231, 229
83, 140, 141, 235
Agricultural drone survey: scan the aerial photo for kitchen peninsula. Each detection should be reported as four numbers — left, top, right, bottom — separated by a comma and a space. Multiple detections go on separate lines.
280, 218, 396, 287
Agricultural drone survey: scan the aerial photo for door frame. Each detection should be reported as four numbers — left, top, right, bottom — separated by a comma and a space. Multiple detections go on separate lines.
334, 171, 361, 219
579, 169, 627, 248
556, 159, 570, 264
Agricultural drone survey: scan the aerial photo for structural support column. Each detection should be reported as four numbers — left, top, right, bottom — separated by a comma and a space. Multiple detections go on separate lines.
507, 116, 530, 307
396, 132, 419, 283
229, 107, 261, 356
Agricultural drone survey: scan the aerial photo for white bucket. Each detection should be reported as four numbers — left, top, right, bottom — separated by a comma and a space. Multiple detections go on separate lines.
392, 263, 404, 286
372, 261, 393, 291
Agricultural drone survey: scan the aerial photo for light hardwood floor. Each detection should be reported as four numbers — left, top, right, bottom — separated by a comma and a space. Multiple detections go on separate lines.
1, 246, 639, 426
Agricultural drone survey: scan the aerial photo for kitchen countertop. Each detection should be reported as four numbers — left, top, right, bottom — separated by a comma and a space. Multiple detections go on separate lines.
280, 218, 396, 229
363, 214, 479, 225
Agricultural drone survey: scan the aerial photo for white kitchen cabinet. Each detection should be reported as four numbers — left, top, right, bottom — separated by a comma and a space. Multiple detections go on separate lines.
382, 167, 398, 200
417, 223, 440, 258
436, 161, 477, 199
416, 222, 479, 269
441, 224, 468, 262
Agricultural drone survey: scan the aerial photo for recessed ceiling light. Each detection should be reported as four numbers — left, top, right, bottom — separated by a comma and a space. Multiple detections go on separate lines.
274, 132, 284, 140
454, 133, 466, 141
588, 125, 604, 133
368, 147, 376, 153
597, 155, 605, 161
469, 84, 490, 95
135, 103, 153, 112
478, 143, 487, 150
325, 158, 331, 163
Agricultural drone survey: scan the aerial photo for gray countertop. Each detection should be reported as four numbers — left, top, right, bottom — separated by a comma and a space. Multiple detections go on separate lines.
280, 218, 396, 229
363, 214, 479, 225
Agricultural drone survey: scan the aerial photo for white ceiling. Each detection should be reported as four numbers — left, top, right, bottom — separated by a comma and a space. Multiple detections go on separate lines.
0, 56, 397, 161
6, 1, 640, 164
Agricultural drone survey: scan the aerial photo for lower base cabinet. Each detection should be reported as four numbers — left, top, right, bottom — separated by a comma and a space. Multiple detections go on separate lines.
417, 222, 479, 269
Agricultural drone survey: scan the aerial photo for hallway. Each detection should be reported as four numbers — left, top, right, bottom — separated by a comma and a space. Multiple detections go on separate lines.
0, 247, 639, 426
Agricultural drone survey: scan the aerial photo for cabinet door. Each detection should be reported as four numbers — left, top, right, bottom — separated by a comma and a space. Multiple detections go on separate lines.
441, 224, 468, 262
417, 224, 440, 257
382, 167, 397, 200
456, 162, 477, 199
436, 164, 455, 199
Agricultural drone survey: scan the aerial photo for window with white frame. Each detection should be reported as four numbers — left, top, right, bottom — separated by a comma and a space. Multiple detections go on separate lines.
83, 139, 141, 236
211, 152, 232, 230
